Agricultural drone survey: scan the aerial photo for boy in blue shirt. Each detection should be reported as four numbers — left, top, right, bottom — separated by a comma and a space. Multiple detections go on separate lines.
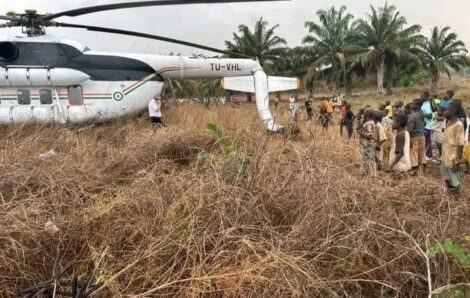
421, 91, 435, 160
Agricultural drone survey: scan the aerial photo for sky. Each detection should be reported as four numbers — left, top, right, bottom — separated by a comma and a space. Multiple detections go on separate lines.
1, 0, 470, 56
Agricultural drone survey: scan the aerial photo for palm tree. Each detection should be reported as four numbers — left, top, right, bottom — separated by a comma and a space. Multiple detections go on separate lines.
225, 18, 286, 101
352, 4, 423, 94
303, 6, 355, 91
225, 18, 287, 68
161, 79, 196, 99
419, 26, 469, 93
274, 46, 318, 96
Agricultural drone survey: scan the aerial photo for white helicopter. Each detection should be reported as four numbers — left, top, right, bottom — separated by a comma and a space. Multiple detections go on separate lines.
0, 0, 298, 132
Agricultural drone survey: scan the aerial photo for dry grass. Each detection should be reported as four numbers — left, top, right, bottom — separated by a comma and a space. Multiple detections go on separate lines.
0, 96, 469, 297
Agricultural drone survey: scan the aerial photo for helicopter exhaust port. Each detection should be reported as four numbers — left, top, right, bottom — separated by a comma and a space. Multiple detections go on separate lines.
0, 42, 19, 61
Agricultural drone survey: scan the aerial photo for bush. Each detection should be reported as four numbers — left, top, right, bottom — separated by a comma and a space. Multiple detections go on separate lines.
399, 71, 429, 87
0, 106, 468, 297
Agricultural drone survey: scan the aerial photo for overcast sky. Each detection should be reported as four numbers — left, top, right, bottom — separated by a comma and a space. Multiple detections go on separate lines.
2, 0, 470, 56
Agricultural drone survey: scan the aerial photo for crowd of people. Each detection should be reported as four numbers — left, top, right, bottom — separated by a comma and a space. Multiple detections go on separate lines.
341, 90, 468, 198
286, 90, 469, 197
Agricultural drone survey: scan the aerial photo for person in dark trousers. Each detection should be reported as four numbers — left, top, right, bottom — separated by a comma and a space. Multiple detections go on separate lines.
305, 96, 313, 120
148, 96, 162, 127
421, 91, 435, 160
339, 101, 347, 136
344, 103, 355, 140
407, 102, 426, 174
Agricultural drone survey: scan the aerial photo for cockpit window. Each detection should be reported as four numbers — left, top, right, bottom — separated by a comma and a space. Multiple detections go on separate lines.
0, 42, 19, 61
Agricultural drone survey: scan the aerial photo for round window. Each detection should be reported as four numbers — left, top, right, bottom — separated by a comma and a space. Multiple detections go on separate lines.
0, 42, 19, 61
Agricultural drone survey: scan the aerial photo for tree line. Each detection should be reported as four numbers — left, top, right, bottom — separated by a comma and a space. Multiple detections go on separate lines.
161, 4, 469, 100
225, 4, 469, 96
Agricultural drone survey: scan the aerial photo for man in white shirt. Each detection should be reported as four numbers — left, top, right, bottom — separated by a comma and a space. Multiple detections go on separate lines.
148, 96, 162, 127
288, 95, 299, 122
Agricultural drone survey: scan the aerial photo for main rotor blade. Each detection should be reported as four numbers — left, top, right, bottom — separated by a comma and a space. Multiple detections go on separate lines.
55, 22, 251, 59
0, 15, 14, 21
44, 0, 288, 20
0, 23, 19, 28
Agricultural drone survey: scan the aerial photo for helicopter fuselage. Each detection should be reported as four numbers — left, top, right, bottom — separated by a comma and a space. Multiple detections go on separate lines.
0, 35, 259, 124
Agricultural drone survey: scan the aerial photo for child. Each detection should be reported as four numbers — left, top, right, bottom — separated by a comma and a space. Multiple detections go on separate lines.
344, 103, 355, 140
339, 101, 347, 136
356, 108, 365, 132
381, 108, 394, 165
384, 100, 394, 119
327, 98, 334, 122
387, 114, 411, 173
289, 95, 299, 122
431, 108, 446, 160
441, 101, 466, 197
465, 119, 470, 172
319, 98, 331, 128
373, 111, 388, 170
356, 105, 371, 132
393, 101, 405, 116
407, 102, 426, 173
359, 109, 377, 176
305, 96, 313, 120
274, 92, 281, 109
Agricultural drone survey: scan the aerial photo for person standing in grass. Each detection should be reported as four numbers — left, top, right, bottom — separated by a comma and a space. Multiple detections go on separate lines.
381, 108, 394, 166
274, 91, 281, 109
305, 96, 313, 120
359, 109, 377, 176
441, 101, 466, 197
431, 107, 446, 160
339, 101, 347, 136
373, 111, 387, 171
326, 98, 334, 122
384, 100, 394, 119
148, 96, 163, 127
319, 97, 332, 128
386, 114, 411, 173
421, 91, 435, 160
344, 103, 355, 140
393, 101, 405, 116
289, 94, 299, 123
407, 102, 426, 174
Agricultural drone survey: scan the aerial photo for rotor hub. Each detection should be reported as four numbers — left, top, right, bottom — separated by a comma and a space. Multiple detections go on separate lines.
2, 10, 52, 37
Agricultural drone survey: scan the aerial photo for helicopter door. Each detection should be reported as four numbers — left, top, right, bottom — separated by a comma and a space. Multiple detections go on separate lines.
11, 89, 32, 122
31, 89, 54, 122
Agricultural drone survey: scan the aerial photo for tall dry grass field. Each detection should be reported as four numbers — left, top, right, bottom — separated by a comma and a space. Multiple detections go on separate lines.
0, 101, 469, 297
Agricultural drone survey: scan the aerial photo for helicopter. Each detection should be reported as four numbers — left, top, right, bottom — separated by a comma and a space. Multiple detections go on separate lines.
0, 0, 298, 132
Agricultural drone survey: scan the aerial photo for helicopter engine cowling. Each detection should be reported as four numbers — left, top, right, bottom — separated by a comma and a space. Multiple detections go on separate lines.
0, 67, 90, 87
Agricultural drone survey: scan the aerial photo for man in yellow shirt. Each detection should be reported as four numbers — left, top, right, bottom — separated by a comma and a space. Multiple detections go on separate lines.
441, 101, 466, 197
384, 100, 394, 119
